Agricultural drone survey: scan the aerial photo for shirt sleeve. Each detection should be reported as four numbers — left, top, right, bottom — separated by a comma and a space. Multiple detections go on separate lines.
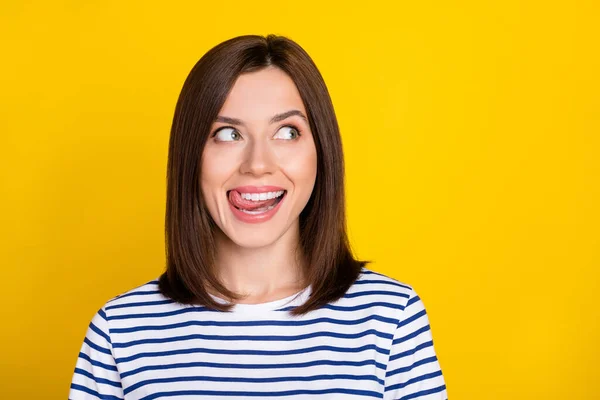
69, 307, 124, 400
383, 288, 448, 400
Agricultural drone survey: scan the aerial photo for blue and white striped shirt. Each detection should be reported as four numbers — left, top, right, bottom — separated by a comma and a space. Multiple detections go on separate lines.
69, 268, 447, 399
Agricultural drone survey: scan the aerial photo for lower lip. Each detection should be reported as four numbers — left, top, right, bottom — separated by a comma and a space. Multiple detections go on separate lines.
228, 192, 286, 224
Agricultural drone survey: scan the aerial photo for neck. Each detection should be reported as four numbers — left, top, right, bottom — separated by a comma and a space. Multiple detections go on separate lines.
213, 221, 307, 304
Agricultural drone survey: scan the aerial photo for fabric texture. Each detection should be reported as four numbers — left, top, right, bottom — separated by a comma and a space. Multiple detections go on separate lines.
69, 268, 447, 400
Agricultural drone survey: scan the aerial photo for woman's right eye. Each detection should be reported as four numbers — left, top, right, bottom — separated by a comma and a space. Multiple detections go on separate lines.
214, 127, 241, 142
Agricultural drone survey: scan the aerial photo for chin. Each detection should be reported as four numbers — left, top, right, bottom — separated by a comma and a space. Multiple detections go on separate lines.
223, 226, 288, 249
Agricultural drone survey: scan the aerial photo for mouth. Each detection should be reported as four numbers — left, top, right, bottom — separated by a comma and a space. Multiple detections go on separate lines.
227, 189, 287, 215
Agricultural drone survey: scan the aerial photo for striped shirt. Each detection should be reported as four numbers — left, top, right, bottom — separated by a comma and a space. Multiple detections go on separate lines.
69, 268, 447, 400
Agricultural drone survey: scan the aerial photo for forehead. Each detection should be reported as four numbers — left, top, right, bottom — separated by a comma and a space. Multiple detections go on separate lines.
218, 66, 306, 119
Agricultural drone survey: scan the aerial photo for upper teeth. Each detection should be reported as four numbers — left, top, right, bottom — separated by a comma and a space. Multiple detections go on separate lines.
240, 190, 285, 201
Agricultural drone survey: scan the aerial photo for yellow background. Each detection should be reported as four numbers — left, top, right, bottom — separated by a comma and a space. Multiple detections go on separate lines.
1, 1, 598, 398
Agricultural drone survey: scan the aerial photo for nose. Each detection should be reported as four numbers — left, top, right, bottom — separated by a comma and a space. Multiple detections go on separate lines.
239, 136, 277, 176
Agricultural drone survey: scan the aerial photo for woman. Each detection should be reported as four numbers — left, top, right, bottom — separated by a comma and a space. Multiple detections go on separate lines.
69, 34, 447, 400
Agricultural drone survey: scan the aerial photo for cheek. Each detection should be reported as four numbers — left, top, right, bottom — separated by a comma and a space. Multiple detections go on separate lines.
200, 151, 233, 198
276, 141, 318, 190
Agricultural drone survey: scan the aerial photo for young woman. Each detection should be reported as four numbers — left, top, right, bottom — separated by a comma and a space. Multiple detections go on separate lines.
69, 34, 448, 400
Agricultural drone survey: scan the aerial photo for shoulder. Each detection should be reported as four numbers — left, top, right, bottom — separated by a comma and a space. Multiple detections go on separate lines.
334, 267, 419, 321
351, 268, 435, 331
100, 277, 176, 319
104, 277, 165, 304
76, 279, 167, 348
350, 266, 416, 299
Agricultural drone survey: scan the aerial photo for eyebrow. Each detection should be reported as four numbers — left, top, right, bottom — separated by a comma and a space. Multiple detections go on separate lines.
215, 110, 308, 126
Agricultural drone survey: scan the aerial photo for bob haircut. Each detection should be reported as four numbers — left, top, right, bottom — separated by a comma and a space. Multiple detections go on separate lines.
159, 34, 369, 315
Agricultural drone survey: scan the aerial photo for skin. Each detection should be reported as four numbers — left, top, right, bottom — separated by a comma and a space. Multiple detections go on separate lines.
200, 66, 318, 304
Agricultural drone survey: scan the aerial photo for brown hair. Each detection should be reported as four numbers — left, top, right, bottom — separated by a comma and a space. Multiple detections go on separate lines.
158, 34, 369, 315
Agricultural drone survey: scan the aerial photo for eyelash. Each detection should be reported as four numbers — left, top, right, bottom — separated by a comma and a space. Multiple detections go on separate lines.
210, 124, 303, 140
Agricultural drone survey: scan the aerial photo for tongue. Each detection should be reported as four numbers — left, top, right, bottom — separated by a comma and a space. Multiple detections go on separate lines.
228, 190, 279, 211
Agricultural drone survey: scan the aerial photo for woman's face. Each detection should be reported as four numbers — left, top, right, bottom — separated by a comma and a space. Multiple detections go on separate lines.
201, 66, 317, 248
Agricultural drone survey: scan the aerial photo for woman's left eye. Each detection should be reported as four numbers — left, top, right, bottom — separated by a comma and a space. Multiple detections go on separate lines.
273, 126, 301, 140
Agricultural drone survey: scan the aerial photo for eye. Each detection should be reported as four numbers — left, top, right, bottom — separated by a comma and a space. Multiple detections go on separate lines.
273, 125, 301, 140
213, 127, 242, 142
